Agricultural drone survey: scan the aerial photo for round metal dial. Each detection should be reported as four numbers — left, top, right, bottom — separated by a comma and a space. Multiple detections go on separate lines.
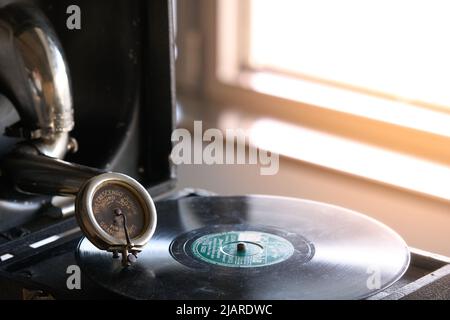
92, 183, 146, 240
75, 172, 157, 260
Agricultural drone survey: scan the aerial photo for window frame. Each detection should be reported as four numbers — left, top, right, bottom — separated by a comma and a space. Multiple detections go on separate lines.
175, 0, 450, 200
181, 0, 450, 166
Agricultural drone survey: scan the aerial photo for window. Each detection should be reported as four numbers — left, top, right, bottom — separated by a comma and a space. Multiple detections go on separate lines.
219, 0, 450, 111
176, 0, 450, 201
245, 0, 450, 111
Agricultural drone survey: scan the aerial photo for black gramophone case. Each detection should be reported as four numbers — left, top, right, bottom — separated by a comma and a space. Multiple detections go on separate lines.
0, 0, 449, 300
0, 0, 176, 231
0, 0, 177, 298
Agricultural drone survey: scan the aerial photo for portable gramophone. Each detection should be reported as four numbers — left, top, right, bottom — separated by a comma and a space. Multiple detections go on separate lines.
0, 0, 448, 300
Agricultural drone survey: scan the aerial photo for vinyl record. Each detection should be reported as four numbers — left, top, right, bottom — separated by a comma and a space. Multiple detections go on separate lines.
77, 195, 410, 299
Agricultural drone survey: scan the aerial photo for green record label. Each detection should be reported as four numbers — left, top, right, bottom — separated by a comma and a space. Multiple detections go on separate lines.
191, 231, 295, 268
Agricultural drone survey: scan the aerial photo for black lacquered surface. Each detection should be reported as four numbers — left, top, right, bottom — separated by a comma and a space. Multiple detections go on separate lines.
78, 195, 410, 300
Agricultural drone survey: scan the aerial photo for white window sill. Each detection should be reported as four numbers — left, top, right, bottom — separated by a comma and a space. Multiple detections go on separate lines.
243, 116, 450, 202
178, 95, 450, 203
234, 71, 450, 139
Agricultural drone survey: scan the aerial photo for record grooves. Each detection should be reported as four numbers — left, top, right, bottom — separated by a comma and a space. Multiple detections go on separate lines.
77, 195, 410, 299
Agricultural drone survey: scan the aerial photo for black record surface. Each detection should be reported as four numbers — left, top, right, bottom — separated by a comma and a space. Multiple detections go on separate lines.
77, 195, 410, 299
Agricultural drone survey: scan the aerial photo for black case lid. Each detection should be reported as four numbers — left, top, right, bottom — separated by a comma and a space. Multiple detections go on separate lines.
40, 0, 176, 194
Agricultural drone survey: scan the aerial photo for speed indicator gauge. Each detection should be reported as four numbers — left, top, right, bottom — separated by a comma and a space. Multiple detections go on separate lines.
75, 173, 157, 267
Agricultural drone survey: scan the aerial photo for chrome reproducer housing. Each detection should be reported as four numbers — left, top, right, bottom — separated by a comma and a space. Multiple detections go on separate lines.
2, 151, 158, 268
76, 173, 157, 267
